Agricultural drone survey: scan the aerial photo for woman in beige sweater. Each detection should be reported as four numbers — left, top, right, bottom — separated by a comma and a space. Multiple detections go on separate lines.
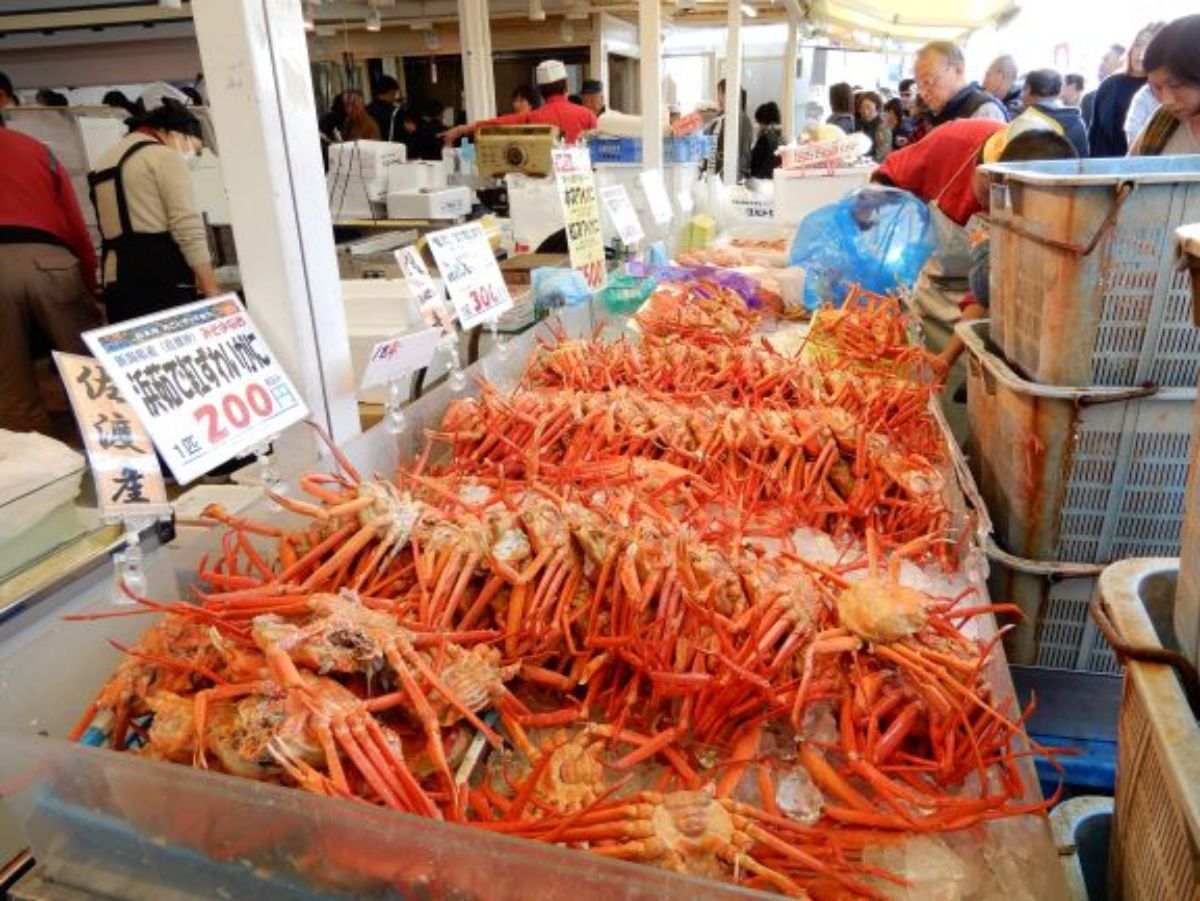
90, 100, 219, 323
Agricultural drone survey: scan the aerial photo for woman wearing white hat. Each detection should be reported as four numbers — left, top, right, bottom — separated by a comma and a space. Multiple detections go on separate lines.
442, 59, 598, 144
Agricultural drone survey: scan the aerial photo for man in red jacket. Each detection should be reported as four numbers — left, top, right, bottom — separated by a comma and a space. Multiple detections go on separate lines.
442, 59, 598, 145
0, 125, 102, 435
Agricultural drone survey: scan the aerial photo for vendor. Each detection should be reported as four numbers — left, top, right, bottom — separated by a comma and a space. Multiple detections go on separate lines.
90, 100, 219, 323
871, 113, 1077, 367
442, 60, 598, 145
580, 79, 607, 117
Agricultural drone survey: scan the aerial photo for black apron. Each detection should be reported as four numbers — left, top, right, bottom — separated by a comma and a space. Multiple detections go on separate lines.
89, 139, 198, 324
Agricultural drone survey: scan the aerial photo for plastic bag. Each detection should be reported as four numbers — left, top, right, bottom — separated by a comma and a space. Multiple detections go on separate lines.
532, 267, 591, 313
787, 185, 935, 309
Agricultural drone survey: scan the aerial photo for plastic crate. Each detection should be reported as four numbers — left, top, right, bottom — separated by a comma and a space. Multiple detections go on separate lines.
1091, 558, 1200, 901
961, 320, 1194, 565
586, 135, 715, 165
663, 134, 716, 164
983, 155, 1200, 387
586, 136, 641, 164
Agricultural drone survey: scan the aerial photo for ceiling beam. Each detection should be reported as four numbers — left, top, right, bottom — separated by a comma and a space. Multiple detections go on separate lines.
0, 3, 192, 32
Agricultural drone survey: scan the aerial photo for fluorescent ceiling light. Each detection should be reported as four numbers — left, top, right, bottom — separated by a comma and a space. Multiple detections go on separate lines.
365, 7, 382, 31
740, 3, 758, 16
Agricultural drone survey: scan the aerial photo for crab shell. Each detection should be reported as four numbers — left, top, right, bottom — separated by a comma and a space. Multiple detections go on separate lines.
835, 575, 930, 644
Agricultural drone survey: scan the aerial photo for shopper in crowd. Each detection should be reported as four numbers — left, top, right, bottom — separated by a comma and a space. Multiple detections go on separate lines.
180, 85, 203, 106
712, 78, 753, 182
338, 88, 381, 142
90, 100, 218, 323
1061, 74, 1085, 107
35, 89, 69, 108
1022, 69, 1089, 157
0, 124, 101, 436
1123, 83, 1161, 149
982, 55, 1022, 116
1080, 44, 1125, 127
102, 90, 140, 116
0, 71, 17, 108
1129, 14, 1200, 156
884, 98, 913, 149
749, 101, 783, 180
913, 41, 1008, 126
580, 79, 606, 116
826, 82, 856, 133
511, 85, 539, 114
442, 60, 597, 145
367, 75, 403, 142
854, 91, 891, 161
897, 78, 917, 114
1089, 22, 1163, 156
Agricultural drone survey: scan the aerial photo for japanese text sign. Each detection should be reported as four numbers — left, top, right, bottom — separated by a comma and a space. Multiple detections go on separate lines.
82, 295, 309, 485
426, 222, 515, 329
552, 146, 608, 292
599, 184, 645, 246
395, 246, 454, 327
638, 169, 674, 226
359, 327, 442, 391
54, 352, 170, 521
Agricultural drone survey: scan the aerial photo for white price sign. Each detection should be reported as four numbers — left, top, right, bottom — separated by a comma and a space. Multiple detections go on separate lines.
638, 169, 674, 226
395, 246, 454, 327
731, 195, 774, 219
82, 295, 309, 486
426, 221, 514, 329
552, 146, 607, 292
359, 327, 442, 391
599, 184, 645, 246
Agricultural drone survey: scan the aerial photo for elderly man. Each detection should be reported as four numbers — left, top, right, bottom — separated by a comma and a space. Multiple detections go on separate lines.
913, 41, 1008, 127
983, 55, 1023, 115
580, 79, 606, 116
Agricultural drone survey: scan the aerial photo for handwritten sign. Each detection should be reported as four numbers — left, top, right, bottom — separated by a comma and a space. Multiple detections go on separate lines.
426, 221, 514, 329
638, 169, 674, 226
599, 184, 645, 246
359, 327, 442, 390
395, 246, 454, 328
730, 194, 774, 220
82, 295, 309, 486
552, 146, 607, 292
54, 352, 171, 520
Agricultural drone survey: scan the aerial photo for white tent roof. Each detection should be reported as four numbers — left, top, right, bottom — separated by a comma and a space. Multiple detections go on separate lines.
810, 0, 1018, 43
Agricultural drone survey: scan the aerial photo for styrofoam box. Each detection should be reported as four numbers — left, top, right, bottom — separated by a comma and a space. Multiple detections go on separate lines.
329, 139, 406, 176
773, 166, 873, 223
388, 160, 447, 193
386, 186, 472, 221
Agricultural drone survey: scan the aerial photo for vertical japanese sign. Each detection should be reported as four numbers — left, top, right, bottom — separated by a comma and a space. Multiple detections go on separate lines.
638, 169, 675, 226
82, 294, 309, 485
552, 146, 607, 292
426, 221, 514, 329
395, 245, 455, 328
599, 184, 645, 246
54, 352, 170, 520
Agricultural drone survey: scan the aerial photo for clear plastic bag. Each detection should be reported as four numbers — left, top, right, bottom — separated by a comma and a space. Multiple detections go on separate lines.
531, 267, 591, 312
787, 185, 935, 309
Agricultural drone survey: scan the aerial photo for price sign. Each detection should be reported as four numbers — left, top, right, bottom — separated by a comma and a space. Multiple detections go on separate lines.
638, 169, 674, 226
426, 221, 514, 329
730, 194, 774, 219
359, 326, 442, 391
395, 246, 454, 328
552, 146, 607, 292
599, 184, 645, 246
82, 294, 309, 486
54, 352, 170, 520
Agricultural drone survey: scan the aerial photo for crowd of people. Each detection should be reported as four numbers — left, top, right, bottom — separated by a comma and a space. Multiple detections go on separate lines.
814, 15, 1199, 163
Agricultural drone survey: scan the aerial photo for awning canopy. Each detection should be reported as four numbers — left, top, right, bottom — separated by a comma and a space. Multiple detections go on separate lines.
809, 0, 1019, 43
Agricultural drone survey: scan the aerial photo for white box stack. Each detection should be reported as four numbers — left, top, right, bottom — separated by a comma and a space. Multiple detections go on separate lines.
327, 140, 406, 220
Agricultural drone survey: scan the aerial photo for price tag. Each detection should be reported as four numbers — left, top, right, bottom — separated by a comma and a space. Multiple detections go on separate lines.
359, 327, 441, 391
599, 184, 645, 246
395, 246, 454, 327
552, 146, 608, 292
81, 294, 309, 486
730, 194, 774, 219
638, 169, 674, 226
426, 221, 515, 329
54, 352, 170, 520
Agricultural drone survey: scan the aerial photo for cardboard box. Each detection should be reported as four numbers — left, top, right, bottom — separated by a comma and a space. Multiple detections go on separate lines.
476, 125, 557, 178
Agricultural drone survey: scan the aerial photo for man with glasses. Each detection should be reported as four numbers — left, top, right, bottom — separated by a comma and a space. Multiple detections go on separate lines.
914, 41, 1008, 127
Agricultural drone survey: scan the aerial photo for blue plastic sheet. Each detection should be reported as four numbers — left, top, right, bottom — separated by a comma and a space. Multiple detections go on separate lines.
531, 267, 592, 311
787, 186, 935, 309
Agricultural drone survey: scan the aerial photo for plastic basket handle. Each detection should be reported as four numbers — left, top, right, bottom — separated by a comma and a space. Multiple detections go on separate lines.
1090, 591, 1200, 717
983, 537, 1108, 577
986, 181, 1135, 257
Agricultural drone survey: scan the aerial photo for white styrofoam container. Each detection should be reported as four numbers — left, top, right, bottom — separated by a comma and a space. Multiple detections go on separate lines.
385, 186, 471, 220
387, 160, 447, 193
772, 166, 873, 224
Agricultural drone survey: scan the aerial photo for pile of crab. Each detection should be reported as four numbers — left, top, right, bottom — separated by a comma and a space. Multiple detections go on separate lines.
73, 283, 1056, 900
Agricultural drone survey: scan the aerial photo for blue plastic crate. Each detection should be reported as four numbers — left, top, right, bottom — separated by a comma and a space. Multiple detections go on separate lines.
587, 135, 715, 165
663, 133, 716, 164
587, 137, 641, 163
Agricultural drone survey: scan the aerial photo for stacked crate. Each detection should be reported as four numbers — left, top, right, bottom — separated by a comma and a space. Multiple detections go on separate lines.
961, 156, 1200, 673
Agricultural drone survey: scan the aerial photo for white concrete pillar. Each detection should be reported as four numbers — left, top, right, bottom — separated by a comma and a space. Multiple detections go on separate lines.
457, 0, 496, 120
638, 0, 662, 171
589, 13, 609, 96
722, 3, 743, 186
192, 0, 359, 453
783, 17, 798, 140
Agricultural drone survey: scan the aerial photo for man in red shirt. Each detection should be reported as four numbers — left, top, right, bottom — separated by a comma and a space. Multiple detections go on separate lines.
443, 59, 598, 145
0, 125, 102, 435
